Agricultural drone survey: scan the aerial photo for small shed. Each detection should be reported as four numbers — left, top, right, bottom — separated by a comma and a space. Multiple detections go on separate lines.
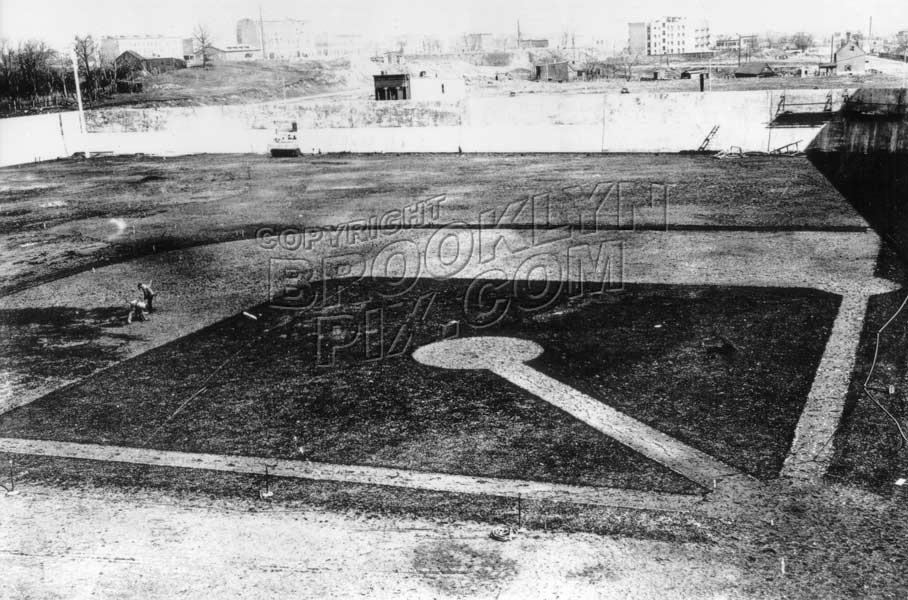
382, 51, 404, 65
374, 73, 410, 100
200, 45, 259, 63
681, 68, 710, 79
734, 63, 776, 78
534, 61, 572, 82
583, 62, 621, 80
835, 44, 868, 73
639, 67, 679, 81
115, 51, 185, 76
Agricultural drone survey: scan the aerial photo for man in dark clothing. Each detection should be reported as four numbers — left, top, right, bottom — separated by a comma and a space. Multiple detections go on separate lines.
138, 283, 156, 312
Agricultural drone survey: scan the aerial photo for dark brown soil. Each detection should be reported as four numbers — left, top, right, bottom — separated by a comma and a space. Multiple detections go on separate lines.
828, 243, 908, 493
0, 279, 839, 493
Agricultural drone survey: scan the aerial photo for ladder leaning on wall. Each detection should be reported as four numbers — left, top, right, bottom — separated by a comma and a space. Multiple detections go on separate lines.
698, 125, 720, 151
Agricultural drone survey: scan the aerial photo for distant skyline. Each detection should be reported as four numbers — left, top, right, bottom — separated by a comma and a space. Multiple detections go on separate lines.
1, 0, 907, 50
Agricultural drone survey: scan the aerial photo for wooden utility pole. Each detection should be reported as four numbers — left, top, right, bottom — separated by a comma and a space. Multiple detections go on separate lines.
69, 49, 85, 134
259, 6, 267, 60
60, 56, 67, 98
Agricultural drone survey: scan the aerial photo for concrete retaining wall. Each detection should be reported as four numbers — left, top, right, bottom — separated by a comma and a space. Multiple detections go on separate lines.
0, 112, 81, 166
0, 89, 850, 166
86, 99, 463, 132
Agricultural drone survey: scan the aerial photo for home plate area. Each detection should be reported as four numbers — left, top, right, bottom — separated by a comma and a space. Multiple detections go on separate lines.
0, 277, 842, 509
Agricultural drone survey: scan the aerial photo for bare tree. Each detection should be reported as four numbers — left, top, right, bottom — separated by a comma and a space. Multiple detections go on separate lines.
100, 52, 118, 96
0, 39, 19, 110
73, 35, 97, 100
791, 32, 814, 52
17, 41, 58, 102
0, 37, 73, 114
193, 25, 214, 68
618, 51, 638, 81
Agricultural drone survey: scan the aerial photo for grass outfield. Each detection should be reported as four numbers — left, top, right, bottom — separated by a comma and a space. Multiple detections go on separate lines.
0, 279, 839, 493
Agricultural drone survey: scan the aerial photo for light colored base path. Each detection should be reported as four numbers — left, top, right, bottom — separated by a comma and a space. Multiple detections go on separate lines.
0, 437, 703, 512
414, 337, 745, 490
781, 291, 876, 480
1, 484, 745, 600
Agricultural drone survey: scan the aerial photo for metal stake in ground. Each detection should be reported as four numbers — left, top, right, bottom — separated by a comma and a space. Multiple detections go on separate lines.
517, 493, 522, 530
260, 465, 275, 500
2, 457, 17, 495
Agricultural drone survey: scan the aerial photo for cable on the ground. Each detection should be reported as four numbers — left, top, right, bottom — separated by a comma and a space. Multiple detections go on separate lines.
143, 313, 297, 446
862, 291, 908, 449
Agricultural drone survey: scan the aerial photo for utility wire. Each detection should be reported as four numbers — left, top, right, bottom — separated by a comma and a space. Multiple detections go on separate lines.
144, 314, 296, 446
862, 291, 908, 448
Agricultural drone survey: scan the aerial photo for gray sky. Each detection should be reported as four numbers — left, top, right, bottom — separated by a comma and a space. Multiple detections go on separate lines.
1, 0, 906, 49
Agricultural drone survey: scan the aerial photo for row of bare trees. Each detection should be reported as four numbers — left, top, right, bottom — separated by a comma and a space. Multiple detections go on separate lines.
1, 26, 214, 116
0, 35, 115, 115
1, 39, 69, 113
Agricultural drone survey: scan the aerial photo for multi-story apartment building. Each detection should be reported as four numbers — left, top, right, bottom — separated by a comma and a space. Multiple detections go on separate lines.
628, 17, 710, 56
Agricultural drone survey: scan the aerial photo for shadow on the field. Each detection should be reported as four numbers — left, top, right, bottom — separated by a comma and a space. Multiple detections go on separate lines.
828, 241, 908, 492
0, 306, 140, 380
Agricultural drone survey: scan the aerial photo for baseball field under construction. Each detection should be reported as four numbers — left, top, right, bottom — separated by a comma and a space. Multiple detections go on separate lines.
1, 152, 906, 598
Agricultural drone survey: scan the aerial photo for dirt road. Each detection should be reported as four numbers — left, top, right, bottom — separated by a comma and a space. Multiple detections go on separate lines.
1, 484, 743, 600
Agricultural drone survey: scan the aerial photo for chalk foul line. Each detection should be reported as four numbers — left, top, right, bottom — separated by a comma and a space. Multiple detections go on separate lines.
0, 437, 703, 512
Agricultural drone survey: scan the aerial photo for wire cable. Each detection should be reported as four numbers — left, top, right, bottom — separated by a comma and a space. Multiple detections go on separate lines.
862, 291, 908, 448
143, 313, 297, 446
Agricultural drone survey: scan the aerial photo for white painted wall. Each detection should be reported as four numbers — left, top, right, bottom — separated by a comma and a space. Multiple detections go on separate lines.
0, 112, 82, 167
0, 88, 849, 166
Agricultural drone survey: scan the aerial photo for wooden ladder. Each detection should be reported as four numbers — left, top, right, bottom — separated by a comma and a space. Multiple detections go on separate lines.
698, 125, 720, 151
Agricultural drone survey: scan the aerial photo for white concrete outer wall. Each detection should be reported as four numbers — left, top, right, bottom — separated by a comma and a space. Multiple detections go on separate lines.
0, 89, 848, 166
0, 112, 82, 167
